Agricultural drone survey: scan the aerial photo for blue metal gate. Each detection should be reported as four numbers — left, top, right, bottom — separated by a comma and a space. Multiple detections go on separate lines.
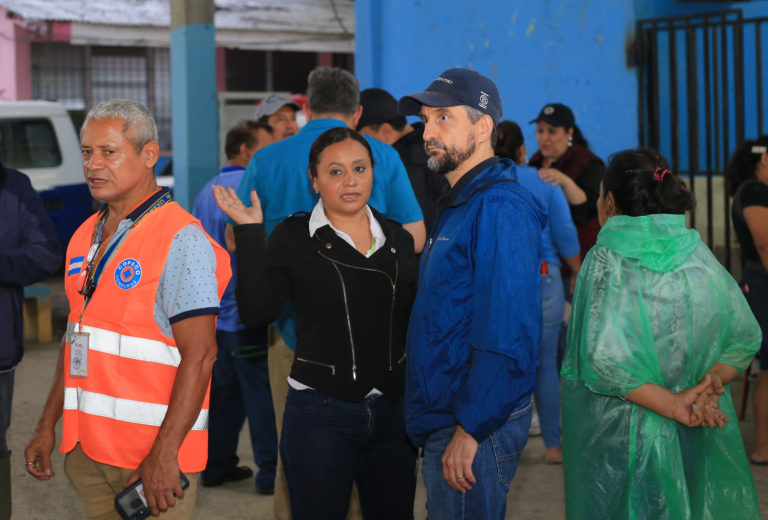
637, 9, 768, 270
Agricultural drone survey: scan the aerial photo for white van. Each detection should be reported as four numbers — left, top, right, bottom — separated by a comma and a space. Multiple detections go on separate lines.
0, 101, 92, 246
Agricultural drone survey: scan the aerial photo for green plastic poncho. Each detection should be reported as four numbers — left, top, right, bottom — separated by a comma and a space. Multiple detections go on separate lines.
561, 214, 762, 520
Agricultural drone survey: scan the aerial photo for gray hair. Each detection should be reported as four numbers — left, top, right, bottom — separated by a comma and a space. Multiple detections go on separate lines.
81, 99, 158, 153
307, 67, 360, 116
464, 105, 498, 150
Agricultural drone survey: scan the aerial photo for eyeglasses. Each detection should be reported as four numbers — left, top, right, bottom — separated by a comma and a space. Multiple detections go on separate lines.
78, 241, 101, 298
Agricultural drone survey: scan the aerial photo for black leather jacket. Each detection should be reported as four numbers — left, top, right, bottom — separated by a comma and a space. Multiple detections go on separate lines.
233, 207, 418, 402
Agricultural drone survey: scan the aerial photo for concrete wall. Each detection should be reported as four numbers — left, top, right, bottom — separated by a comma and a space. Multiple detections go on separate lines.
0, 7, 32, 100
355, 0, 768, 164
355, 0, 639, 162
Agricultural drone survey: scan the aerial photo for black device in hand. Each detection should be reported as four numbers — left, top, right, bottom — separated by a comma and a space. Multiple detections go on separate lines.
114, 472, 190, 520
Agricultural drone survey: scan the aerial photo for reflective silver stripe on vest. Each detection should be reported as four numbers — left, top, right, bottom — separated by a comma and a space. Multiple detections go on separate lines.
64, 387, 208, 431
67, 322, 181, 367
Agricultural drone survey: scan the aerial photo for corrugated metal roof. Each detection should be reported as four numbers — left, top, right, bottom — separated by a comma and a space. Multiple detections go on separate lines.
0, 0, 354, 34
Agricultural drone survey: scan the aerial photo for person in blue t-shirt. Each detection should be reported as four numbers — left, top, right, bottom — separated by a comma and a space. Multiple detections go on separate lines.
192, 121, 277, 494
497, 120, 581, 465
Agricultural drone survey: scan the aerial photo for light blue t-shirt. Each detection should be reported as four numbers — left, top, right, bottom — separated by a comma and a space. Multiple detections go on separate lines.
234, 118, 423, 349
515, 165, 580, 267
93, 203, 219, 338
193, 165, 247, 332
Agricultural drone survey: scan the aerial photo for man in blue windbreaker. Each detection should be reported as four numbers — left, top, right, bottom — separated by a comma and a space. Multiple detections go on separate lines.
398, 68, 546, 520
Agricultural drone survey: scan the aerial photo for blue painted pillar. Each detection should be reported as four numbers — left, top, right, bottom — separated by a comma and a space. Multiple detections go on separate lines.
170, 0, 217, 210
353, 0, 382, 90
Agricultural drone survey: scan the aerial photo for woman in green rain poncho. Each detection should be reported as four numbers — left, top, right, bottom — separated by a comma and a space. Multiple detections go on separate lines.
561, 148, 762, 520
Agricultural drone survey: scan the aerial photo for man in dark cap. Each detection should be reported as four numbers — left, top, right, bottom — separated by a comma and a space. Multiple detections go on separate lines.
399, 68, 545, 519
357, 88, 449, 232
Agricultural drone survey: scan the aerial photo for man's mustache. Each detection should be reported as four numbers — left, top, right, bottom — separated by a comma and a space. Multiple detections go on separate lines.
424, 140, 446, 152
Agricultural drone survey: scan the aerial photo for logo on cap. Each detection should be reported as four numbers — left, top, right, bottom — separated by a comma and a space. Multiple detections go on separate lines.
436, 76, 454, 85
543, 106, 555, 115
115, 258, 142, 290
479, 91, 489, 110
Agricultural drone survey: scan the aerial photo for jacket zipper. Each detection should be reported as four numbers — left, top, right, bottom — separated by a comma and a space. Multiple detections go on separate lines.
295, 356, 336, 375
317, 251, 399, 378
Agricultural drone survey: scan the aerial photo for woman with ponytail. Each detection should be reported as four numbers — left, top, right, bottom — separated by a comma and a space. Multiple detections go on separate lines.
727, 135, 768, 465
561, 148, 761, 519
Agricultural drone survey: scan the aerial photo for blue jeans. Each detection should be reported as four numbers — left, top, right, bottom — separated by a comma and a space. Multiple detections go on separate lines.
281, 388, 417, 520
421, 399, 532, 520
534, 270, 565, 448
204, 329, 277, 488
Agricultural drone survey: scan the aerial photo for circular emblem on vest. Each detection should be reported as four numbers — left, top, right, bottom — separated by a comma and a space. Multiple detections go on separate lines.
114, 258, 142, 289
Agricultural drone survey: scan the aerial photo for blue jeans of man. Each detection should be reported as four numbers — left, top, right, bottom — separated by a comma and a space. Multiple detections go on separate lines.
281, 388, 417, 520
203, 329, 277, 489
534, 270, 565, 448
421, 399, 532, 520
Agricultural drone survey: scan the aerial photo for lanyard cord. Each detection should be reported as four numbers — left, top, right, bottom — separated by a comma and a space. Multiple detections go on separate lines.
77, 191, 172, 329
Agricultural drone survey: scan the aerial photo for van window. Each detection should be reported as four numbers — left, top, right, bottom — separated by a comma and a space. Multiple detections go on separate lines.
0, 118, 62, 169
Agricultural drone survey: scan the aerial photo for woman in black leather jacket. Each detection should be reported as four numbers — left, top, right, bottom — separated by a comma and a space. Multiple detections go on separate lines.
213, 127, 418, 520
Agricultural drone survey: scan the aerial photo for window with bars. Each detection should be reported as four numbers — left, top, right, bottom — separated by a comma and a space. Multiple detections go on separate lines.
31, 43, 172, 149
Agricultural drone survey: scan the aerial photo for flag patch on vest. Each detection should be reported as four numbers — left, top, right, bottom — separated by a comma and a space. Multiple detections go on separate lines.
115, 259, 142, 289
68, 256, 85, 276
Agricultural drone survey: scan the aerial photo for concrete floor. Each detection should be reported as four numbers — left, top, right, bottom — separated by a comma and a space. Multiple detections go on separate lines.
6, 279, 768, 518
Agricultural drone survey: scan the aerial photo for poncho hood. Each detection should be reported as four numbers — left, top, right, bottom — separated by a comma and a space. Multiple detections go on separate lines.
596, 214, 701, 273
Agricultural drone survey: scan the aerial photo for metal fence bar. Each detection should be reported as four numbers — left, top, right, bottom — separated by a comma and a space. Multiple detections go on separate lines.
757, 22, 764, 135
669, 26, 680, 173
637, 21, 647, 147
651, 21, 661, 151
703, 20, 712, 239
685, 21, 699, 220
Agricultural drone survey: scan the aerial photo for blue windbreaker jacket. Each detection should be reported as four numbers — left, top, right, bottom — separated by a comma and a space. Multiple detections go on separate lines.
405, 157, 546, 445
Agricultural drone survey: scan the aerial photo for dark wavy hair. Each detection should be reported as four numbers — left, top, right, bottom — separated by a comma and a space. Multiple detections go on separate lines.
603, 148, 695, 216
308, 127, 374, 178
496, 121, 524, 161
726, 135, 768, 196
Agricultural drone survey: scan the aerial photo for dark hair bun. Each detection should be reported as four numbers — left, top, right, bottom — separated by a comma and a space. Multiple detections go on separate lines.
603, 148, 695, 216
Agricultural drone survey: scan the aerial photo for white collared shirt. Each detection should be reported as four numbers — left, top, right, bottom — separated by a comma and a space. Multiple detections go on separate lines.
308, 199, 386, 257
289, 199, 387, 396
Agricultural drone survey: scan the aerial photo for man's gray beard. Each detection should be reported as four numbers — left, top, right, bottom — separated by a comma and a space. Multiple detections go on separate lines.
426, 134, 476, 176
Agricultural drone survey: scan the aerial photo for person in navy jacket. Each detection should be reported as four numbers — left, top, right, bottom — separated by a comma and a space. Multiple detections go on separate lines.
0, 162, 61, 519
399, 69, 545, 520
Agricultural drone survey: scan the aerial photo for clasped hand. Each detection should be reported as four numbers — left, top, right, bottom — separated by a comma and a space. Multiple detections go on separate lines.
672, 374, 729, 428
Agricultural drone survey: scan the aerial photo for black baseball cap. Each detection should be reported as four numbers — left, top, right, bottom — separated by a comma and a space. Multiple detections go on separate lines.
357, 88, 401, 131
398, 68, 502, 124
529, 103, 575, 128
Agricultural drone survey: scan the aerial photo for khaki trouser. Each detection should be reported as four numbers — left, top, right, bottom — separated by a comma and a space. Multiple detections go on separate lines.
64, 443, 198, 520
269, 327, 362, 520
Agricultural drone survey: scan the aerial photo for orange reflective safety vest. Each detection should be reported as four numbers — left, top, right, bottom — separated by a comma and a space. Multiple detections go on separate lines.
61, 196, 231, 472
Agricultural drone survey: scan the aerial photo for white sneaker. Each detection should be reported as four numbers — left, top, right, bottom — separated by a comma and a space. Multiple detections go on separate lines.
529, 410, 541, 436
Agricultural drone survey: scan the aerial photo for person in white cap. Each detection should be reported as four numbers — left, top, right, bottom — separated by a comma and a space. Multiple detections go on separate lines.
254, 95, 300, 141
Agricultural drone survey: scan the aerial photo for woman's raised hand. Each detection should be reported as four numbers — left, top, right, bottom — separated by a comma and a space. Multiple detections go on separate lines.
213, 185, 263, 225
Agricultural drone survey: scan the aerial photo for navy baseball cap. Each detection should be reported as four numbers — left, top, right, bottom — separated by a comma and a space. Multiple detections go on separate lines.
357, 88, 401, 131
529, 103, 575, 128
398, 68, 502, 124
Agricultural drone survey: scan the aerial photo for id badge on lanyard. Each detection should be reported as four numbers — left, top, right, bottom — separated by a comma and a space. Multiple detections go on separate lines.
70, 331, 89, 378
